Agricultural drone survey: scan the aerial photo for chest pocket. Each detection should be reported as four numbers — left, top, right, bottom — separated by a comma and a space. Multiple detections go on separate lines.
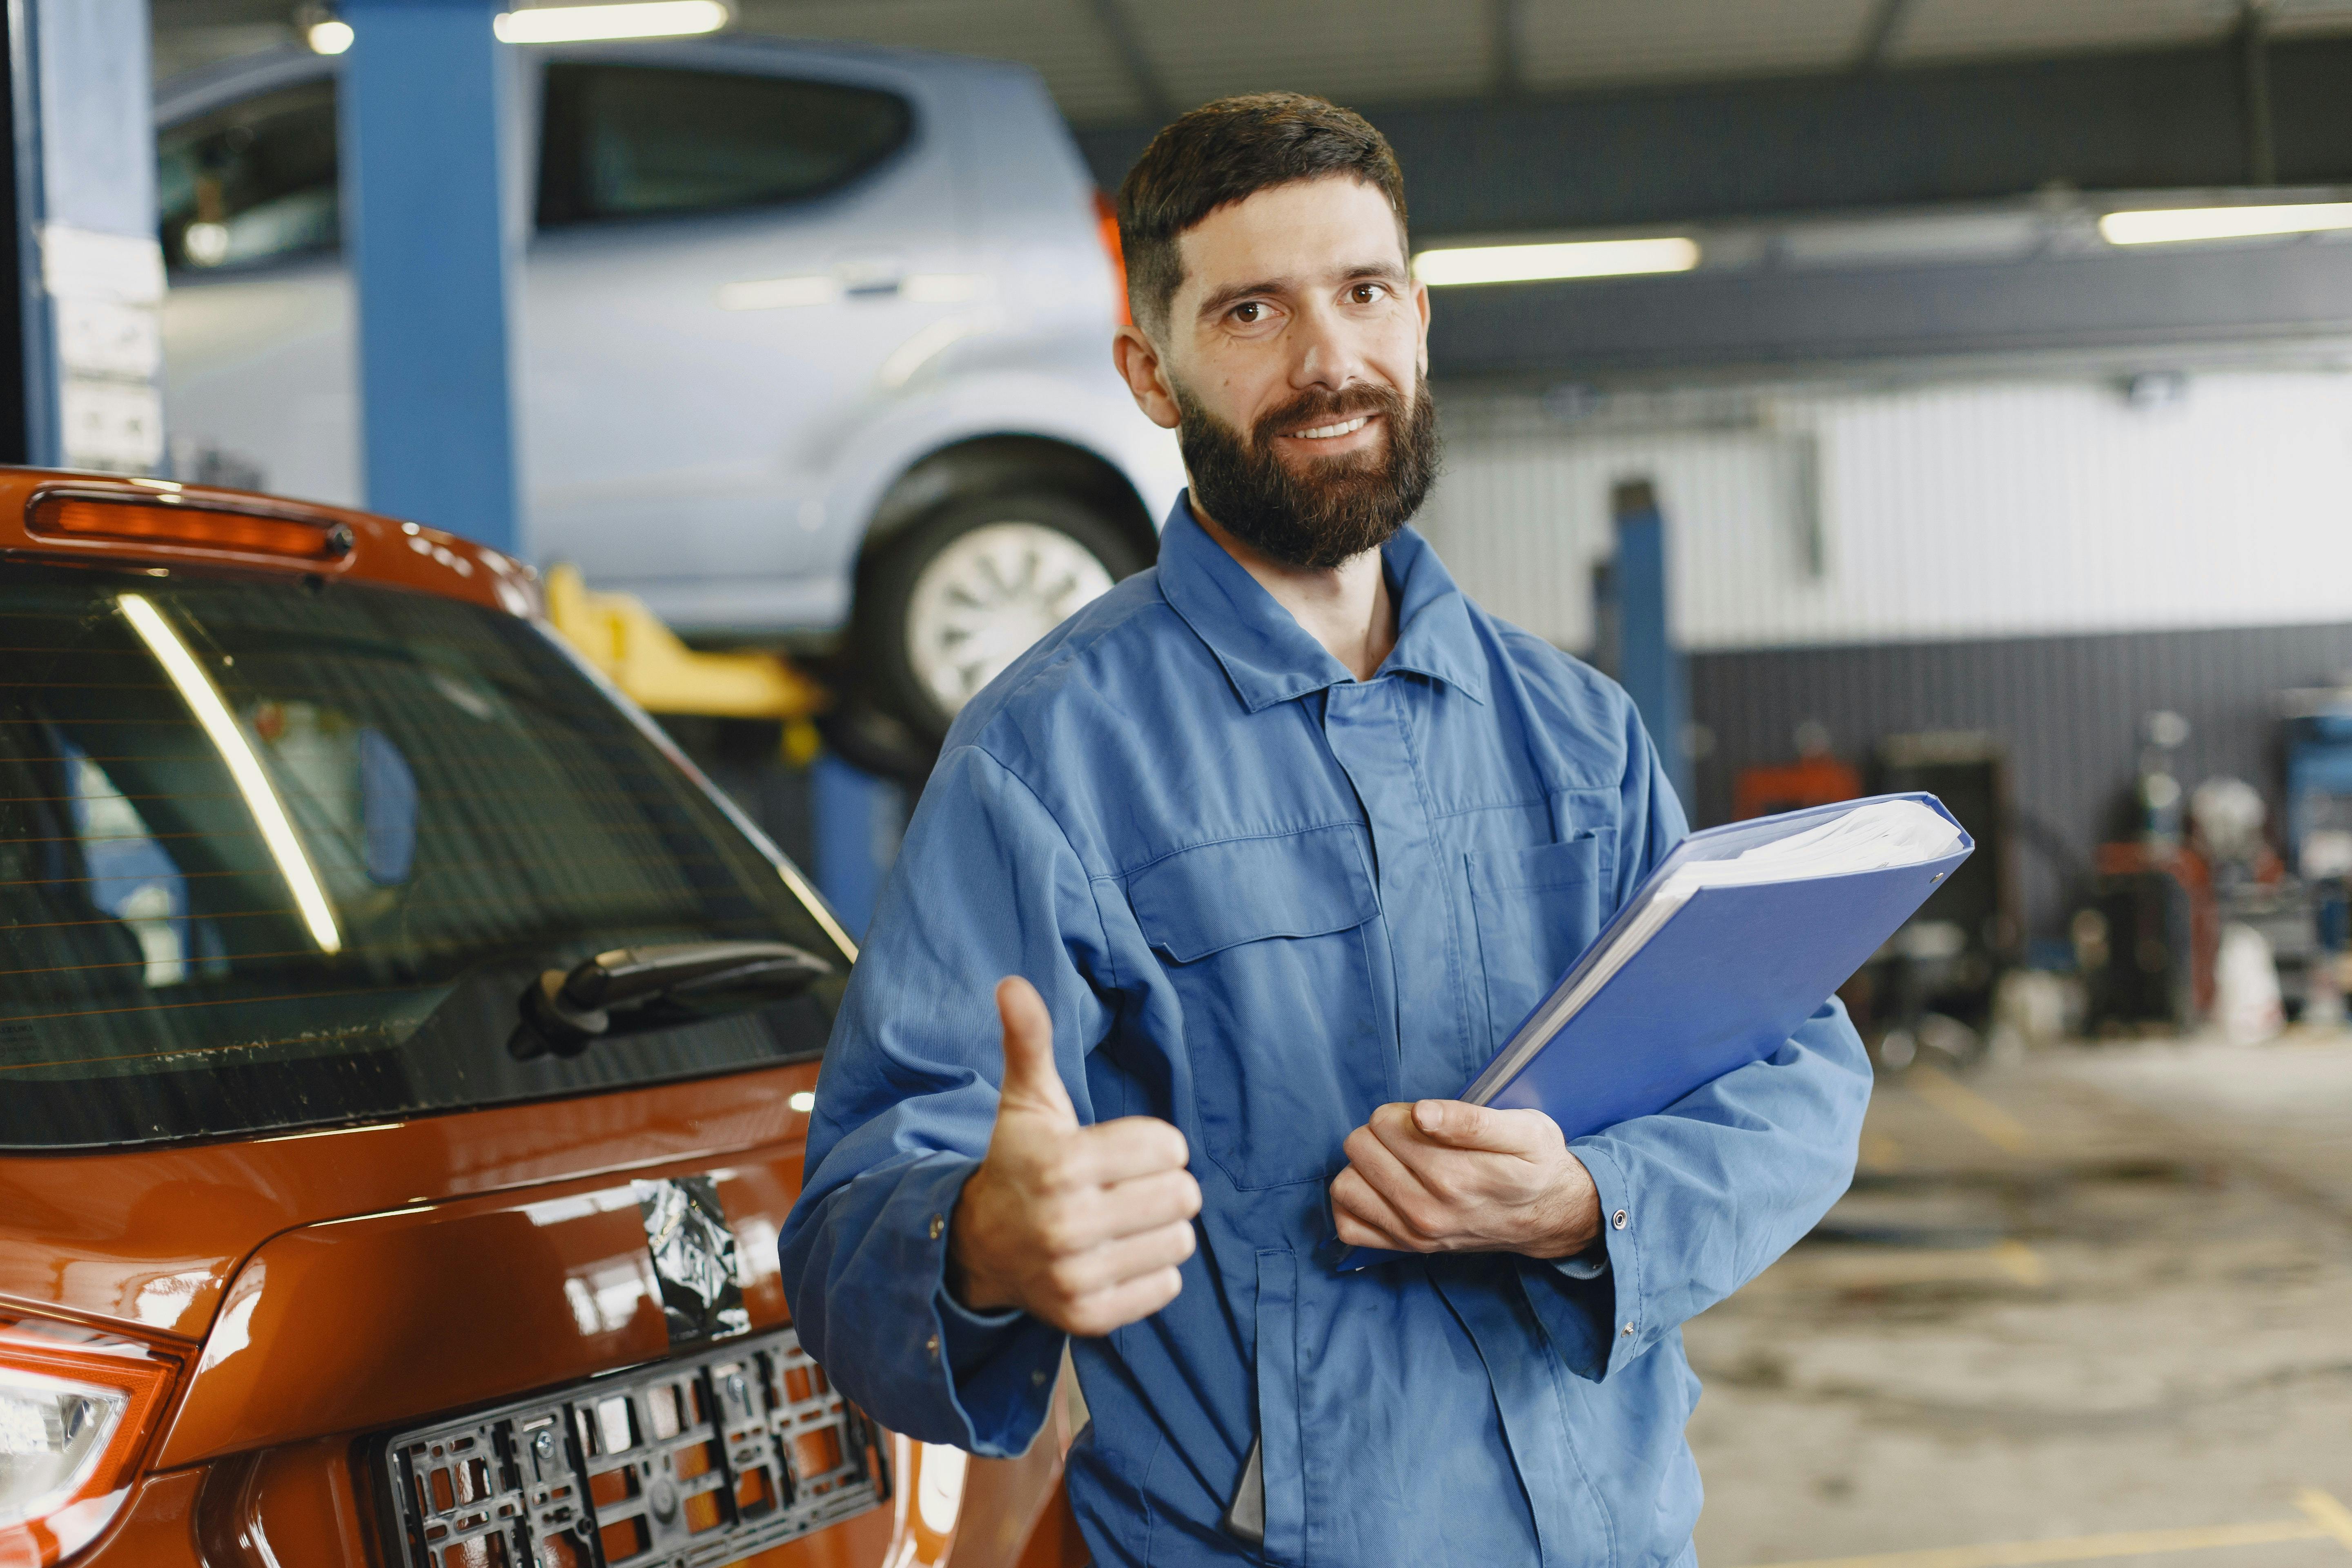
1464, 833, 1605, 1060
1128, 825, 1390, 1190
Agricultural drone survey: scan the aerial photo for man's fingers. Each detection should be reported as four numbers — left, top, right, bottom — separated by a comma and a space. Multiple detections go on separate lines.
1332, 1206, 1415, 1252
995, 976, 1078, 1128
1330, 1167, 1426, 1252
1057, 1265, 1185, 1337
1026, 1167, 1198, 1256
1102, 1165, 1203, 1228
1044, 1220, 1196, 1299
1344, 1119, 1446, 1212
1058, 1116, 1192, 1186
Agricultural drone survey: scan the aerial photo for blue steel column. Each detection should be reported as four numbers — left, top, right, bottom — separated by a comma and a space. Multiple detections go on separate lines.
1612, 479, 1692, 808
11, 0, 166, 472
340, 0, 521, 552
810, 755, 906, 941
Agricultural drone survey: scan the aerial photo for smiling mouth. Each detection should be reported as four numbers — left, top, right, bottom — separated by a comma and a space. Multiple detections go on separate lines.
1288, 415, 1372, 441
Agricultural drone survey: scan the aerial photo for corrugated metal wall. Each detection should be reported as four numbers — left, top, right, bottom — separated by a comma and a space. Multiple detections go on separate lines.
1419, 371, 2352, 651
1418, 371, 2352, 936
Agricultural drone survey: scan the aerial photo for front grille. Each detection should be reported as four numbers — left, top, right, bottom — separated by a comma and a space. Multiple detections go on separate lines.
376, 1327, 886, 1568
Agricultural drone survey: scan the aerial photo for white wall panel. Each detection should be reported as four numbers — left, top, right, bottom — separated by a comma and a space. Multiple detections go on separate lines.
1421, 372, 2352, 653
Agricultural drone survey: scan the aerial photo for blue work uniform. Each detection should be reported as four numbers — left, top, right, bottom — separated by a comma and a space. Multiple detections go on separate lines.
780, 499, 1872, 1568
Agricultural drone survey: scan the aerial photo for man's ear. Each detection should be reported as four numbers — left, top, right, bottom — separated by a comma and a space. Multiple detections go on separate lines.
1113, 323, 1182, 431
1413, 278, 1431, 381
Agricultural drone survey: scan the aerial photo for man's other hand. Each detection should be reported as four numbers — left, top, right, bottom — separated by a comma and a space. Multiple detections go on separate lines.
947, 977, 1202, 1335
1330, 1100, 1601, 1259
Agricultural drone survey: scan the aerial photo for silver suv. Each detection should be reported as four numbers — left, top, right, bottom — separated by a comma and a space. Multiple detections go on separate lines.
156, 36, 1181, 742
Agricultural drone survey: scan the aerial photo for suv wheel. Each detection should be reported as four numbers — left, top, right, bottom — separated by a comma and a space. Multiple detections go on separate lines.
853, 488, 1150, 743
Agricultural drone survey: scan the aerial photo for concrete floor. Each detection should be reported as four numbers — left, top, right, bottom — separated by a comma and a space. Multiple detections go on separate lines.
1684, 1034, 2352, 1568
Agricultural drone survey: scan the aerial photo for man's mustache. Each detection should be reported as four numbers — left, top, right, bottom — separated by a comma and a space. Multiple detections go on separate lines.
1249, 385, 1409, 450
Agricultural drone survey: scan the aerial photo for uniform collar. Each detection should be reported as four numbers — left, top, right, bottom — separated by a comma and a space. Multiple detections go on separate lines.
1156, 494, 1490, 714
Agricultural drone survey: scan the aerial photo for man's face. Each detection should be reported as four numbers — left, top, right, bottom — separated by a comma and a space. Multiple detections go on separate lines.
1116, 176, 1439, 570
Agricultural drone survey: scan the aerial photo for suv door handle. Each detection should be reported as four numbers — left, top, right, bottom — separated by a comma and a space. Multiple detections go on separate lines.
833, 256, 906, 298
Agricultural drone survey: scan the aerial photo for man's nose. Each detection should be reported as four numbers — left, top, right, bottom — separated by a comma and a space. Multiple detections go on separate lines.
1288, 299, 1368, 392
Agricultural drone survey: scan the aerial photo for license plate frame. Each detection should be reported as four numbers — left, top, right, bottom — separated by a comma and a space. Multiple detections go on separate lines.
371, 1326, 887, 1568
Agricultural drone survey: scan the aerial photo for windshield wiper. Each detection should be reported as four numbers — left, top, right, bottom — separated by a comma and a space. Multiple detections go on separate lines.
509, 940, 834, 1059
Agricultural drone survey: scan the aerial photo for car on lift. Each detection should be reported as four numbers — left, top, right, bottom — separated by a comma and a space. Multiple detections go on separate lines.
154, 34, 1181, 757
0, 473, 1080, 1567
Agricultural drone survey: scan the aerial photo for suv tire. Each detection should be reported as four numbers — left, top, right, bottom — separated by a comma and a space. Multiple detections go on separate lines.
852, 488, 1151, 744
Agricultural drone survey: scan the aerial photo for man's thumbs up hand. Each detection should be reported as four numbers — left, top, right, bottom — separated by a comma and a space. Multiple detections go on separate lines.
947, 977, 1201, 1336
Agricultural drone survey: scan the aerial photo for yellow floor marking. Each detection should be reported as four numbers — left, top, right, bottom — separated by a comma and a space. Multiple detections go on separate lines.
1748, 1243, 2045, 1294
1753, 1517, 2328, 1568
1907, 1065, 2031, 1154
1992, 1239, 2048, 1287
2296, 1489, 2352, 1550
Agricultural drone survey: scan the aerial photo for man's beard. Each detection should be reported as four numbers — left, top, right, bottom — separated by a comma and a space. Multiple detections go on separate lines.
1173, 377, 1441, 571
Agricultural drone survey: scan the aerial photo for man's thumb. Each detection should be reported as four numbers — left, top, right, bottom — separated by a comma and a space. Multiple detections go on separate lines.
996, 976, 1076, 1125
1412, 1098, 1503, 1148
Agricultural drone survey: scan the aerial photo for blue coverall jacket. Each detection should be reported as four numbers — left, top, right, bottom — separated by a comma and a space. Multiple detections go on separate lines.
780, 499, 1873, 1568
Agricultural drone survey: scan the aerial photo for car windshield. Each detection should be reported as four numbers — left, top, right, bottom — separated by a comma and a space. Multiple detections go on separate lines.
0, 561, 849, 1150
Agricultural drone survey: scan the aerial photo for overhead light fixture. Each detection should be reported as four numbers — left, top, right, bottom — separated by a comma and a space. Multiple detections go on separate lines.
306, 18, 353, 53
494, 0, 727, 43
117, 593, 343, 955
2099, 201, 2352, 246
1414, 236, 1699, 286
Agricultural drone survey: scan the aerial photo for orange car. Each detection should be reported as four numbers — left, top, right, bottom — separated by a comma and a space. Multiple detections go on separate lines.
0, 473, 1079, 1568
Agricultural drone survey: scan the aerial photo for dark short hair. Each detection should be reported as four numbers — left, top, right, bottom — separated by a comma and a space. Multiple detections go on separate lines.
1116, 92, 1408, 337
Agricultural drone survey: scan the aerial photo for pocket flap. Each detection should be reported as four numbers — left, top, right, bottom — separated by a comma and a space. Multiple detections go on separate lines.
1129, 825, 1379, 963
1465, 831, 1601, 893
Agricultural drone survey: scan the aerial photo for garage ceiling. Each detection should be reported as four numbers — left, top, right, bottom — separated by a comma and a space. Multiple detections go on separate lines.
154, 0, 2352, 125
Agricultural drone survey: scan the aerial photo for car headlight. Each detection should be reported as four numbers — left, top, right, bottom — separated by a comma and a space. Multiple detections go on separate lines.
0, 1321, 179, 1566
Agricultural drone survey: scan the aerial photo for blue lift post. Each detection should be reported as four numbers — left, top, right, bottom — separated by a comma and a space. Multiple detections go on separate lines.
8, 0, 166, 474
340, 0, 522, 553
334, 0, 903, 929
810, 755, 906, 942
1611, 479, 1693, 808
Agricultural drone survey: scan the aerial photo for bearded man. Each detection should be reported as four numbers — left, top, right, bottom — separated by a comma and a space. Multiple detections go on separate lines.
780, 94, 1871, 1568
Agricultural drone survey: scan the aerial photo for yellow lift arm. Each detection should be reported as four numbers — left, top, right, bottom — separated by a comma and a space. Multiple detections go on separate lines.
542, 563, 829, 723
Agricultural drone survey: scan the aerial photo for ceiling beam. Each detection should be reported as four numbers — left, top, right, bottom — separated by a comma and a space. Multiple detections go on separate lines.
1424, 236, 2352, 381
1851, 0, 1921, 72
1075, 36, 2352, 236
1085, 0, 1174, 124
2241, 0, 2278, 183
1490, 0, 1526, 97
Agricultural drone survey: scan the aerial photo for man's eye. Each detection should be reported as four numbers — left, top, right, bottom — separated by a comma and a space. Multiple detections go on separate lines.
1351, 284, 1388, 304
1232, 302, 1265, 323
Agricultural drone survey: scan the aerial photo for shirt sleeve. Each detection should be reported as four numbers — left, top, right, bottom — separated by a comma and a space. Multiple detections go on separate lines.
777, 743, 1115, 1456
1515, 697, 1873, 1381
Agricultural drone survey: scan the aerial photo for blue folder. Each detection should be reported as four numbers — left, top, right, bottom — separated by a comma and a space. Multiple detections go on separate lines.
1337, 793, 1973, 1271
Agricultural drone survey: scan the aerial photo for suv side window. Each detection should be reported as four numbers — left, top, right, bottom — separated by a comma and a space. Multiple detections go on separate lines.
536, 64, 913, 227
156, 80, 339, 272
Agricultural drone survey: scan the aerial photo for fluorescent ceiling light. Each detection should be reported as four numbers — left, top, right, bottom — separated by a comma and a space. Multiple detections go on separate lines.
2099, 201, 2352, 246
494, 0, 726, 43
306, 18, 353, 53
1414, 237, 1699, 286
117, 593, 342, 955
